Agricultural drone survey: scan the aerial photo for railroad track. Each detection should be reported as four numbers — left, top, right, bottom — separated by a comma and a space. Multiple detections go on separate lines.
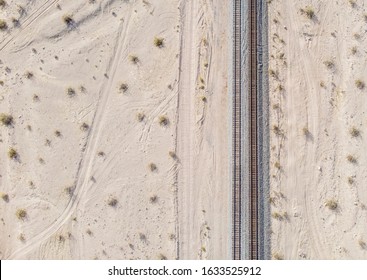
232, 0, 259, 260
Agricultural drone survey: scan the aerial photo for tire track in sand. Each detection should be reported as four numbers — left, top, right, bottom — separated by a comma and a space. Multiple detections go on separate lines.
7, 3, 135, 259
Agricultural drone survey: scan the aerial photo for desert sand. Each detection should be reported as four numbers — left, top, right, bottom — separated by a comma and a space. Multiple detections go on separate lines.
269, 0, 367, 259
0, 0, 229, 259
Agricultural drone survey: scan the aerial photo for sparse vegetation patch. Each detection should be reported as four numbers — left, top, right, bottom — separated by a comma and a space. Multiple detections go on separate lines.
16, 209, 27, 220
325, 199, 338, 210
154, 37, 164, 48
0, 113, 13, 126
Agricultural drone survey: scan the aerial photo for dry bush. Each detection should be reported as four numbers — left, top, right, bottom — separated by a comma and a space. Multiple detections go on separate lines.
0, 1, 6, 8
16, 209, 27, 220
354, 33, 361, 40
33, 94, 40, 102
355, 79, 365, 90
55, 130, 62, 137
0, 19, 7, 30
158, 253, 167, 260
302, 127, 310, 136
129, 55, 139, 64
65, 186, 75, 197
350, 127, 360, 137
0, 80, 3, 86
168, 151, 177, 159
349, 0, 357, 8
269, 69, 278, 78
148, 163, 157, 172
351, 46, 358, 55
272, 125, 282, 136
86, 229, 92, 236
272, 253, 284, 260
63, 14, 74, 26
159, 116, 169, 126
137, 112, 145, 122
347, 177, 354, 185
200, 96, 207, 102
97, 151, 105, 157
358, 239, 366, 249
323, 60, 335, 69
139, 233, 146, 241
107, 197, 118, 207
169, 233, 176, 240
67, 87, 76, 97
274, 162, 281, 169
0, 113, 13, 126
8, 148, 18, 159
347, 154, 357, 164
80, 123, 89, 131
319, 81, 326, 88
18, 233, 26, 242
119, 83, 128, 93
301, 6, 315, 19
325, 199, 338, 210
272, 212, 283, 220
149, 195, 158, 203
25, 71, 33, 79
154, 37, 164, 48
1, 192, 9, 202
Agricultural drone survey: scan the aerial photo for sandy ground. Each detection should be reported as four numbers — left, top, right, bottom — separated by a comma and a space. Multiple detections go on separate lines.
269, 0, 367, 259
0, 0, 229, 260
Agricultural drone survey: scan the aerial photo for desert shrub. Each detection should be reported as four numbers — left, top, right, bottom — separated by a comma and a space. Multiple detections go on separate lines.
65, 186, 75, 197
149, 195, 158, 203
148, 163, 157, 172
347, 177, 354, 185
67, 87, 76, 97
139, 233, 146, 241
18, 233, 26, 242
86, 229, 92, 235
272, 212, 283, 220
325, 199, 338, 210
0, 19, 7, 30
55, 130, 62, 137
323, 60, 334, 69
129, 55, 139, 64
0, 1, 6, 8
154, 37, 164, 48
80, 123, 89, 131
63, 14, 74, 26
272, 125, 282, 136
358, 239, 366, 249
159, 116, 169, 126
301, 6, 315, 19
33, 94, 40, 102
1, 192, 9, 202
137, 112, 145, 122
107, 197, 118, 207
200, 96, 207, 102
274, 162, 281, 169
168, 151, 177, 159
272, 253, 283, 260
119, 83, 128, 93
8, 148, 18, 159
355, 79, 365, 90
25, 71, 33, 79
0, 113, 13, 126
158, 253, 167, 260
302, 127, 310, 136
351, 46, 357, 55
169, 233, 176, 240
16, 209, 27, 220
350, 127, 360, 137
97, 151, 105, 157
349, 0, 357, 7
347, 155, 357, 163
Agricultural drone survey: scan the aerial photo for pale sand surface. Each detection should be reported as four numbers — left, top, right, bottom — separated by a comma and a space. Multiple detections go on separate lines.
269, 0, 367, 259
0, 0, 229, 259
